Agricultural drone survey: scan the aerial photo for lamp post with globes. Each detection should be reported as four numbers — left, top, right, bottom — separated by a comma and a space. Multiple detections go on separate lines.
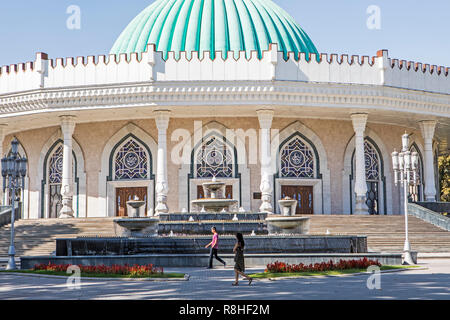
391, 133, 419, 265
1, 138, 27, 270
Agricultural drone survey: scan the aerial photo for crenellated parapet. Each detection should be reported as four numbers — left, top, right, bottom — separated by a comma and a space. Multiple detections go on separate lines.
0, 44, 448, 96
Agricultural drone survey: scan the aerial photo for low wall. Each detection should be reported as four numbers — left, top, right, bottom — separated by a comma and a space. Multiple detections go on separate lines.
56, 235, 368, 256
408, 203, 450, 231
21, 253, 402, 269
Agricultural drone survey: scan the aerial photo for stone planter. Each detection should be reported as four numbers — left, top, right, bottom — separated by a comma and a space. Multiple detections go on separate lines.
265, 216, 310, 235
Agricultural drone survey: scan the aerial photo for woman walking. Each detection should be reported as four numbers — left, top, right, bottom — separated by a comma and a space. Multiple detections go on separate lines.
232, 233, 252, 286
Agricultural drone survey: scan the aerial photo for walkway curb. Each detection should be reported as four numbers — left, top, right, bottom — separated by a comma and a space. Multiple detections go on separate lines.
0, 272, 190, 282
260, 267, 428, 281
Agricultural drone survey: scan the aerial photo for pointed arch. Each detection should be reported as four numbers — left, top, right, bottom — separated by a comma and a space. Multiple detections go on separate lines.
98, 123, 157, 217
342, 127, 393, 215
272, 121, 331, 214
37, 129, 86, 219
178, 121, 251, 212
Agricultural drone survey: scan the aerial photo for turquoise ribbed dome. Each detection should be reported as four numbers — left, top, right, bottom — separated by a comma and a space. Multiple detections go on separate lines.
110, 0, 318, 60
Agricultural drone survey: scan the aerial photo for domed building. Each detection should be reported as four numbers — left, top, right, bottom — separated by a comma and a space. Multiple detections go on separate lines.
0, 0, 448, 220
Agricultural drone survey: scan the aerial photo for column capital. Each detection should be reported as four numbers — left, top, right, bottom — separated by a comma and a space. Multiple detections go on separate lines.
257, 109, 274, 129
154, 110, 171, 131
60, 115, 76, 136
351, 113, 368, 135
419, 120, 437, 140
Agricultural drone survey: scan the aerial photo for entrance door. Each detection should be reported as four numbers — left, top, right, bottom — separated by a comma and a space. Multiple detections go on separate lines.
281, 185, 313, 214
197, 185, 233, 199
49, 185, 62, 218
116, 187, 148, 217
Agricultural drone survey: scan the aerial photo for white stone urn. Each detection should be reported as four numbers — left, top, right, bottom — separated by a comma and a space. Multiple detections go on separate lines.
278, 197, 298, 216
126, 199, 146, 218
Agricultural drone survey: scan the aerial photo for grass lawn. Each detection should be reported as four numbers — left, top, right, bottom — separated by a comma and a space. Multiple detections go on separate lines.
0, 269, 186, 279
249, 265, 420, 279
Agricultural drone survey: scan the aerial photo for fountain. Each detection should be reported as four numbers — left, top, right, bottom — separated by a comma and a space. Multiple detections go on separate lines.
278, 196, 298, 216
113, 196, 159, 237
27, 178, 379, 269
191, 177, 238, 212
264, 197, 311, 235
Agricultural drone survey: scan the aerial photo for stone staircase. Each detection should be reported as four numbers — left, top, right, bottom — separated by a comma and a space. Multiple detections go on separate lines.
0, 218, 116, 259
0, 215, 449, 261
307, 215, 450, 253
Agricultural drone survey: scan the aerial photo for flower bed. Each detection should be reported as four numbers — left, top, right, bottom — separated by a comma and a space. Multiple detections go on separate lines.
265, 258, 381, 273
34, 263, 164, 277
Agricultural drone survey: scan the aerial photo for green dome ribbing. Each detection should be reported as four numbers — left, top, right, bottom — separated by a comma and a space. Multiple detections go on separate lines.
110, 0, 318, 60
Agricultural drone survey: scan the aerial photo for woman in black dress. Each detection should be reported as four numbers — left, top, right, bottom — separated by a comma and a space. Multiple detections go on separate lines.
232, 233, 252, 286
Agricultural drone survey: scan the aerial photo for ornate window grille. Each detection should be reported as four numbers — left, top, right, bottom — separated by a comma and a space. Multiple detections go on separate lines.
48, 145, 63, 184
195, 136, 233, 178
114, 139, 148, 180
364, 140, 380, 215
364, 141, 380, 181
280, 137, 315, 178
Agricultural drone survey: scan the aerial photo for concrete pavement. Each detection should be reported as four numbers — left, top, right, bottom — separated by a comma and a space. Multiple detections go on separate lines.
0, 259, 449, 300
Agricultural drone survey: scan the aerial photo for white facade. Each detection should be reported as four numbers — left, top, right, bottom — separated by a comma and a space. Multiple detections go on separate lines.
0, 45, 448, 219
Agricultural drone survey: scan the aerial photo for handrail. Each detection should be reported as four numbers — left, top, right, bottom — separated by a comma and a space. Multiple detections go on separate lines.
0, 203, 21, 228
408, 203, 450, 232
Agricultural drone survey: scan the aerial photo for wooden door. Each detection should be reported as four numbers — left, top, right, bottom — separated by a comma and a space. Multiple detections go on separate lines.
116, 187, 148, 217
281, 185, 313, 214
197, 185, 233, 199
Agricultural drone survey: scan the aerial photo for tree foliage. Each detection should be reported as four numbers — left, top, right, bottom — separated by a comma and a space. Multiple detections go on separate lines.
439, 155, 450, 202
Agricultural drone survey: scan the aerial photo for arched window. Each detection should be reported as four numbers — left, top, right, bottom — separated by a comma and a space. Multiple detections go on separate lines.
365, 141, 380, 181
280, 136, 315, 178
48, 145, 63, 184
364, 141, 381, 215
351, 140, 383, 215
46, 143, 77, 219
409, 144, 424, 202
114, 139, 148, 180
194, 135, 233, 178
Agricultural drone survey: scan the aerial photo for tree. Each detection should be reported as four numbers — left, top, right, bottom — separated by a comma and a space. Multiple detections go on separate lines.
439, 154, 450, 202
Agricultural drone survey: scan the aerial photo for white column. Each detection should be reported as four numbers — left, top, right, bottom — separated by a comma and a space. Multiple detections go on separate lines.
257, 110, 274, 213
351, 113, 369, 215
420, 120, 437, 202
154, 110, 170, 215
59, 116, 76, 218
0, 125, 7, 205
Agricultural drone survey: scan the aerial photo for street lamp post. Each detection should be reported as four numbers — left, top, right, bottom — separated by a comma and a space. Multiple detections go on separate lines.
1, 138, 27, 270
391, 133, 419, 265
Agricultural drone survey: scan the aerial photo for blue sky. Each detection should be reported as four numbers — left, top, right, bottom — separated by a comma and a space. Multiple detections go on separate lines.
0, 0, 449, 67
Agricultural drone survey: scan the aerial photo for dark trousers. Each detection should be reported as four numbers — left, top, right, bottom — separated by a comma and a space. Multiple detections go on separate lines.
209, 248, 225, 268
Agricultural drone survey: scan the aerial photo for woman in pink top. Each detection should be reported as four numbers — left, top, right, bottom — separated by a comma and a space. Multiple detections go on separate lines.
205, 227, 226, 269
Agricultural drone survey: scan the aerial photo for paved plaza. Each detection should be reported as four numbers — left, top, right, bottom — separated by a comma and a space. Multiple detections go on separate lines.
0, 259, 449, 300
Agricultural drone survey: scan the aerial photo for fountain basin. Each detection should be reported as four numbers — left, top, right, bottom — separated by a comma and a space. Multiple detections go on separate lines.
266, 216, 310, 235
114, 217, 159, 237
191, 198, 238, 212
158, 220, 267, 235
